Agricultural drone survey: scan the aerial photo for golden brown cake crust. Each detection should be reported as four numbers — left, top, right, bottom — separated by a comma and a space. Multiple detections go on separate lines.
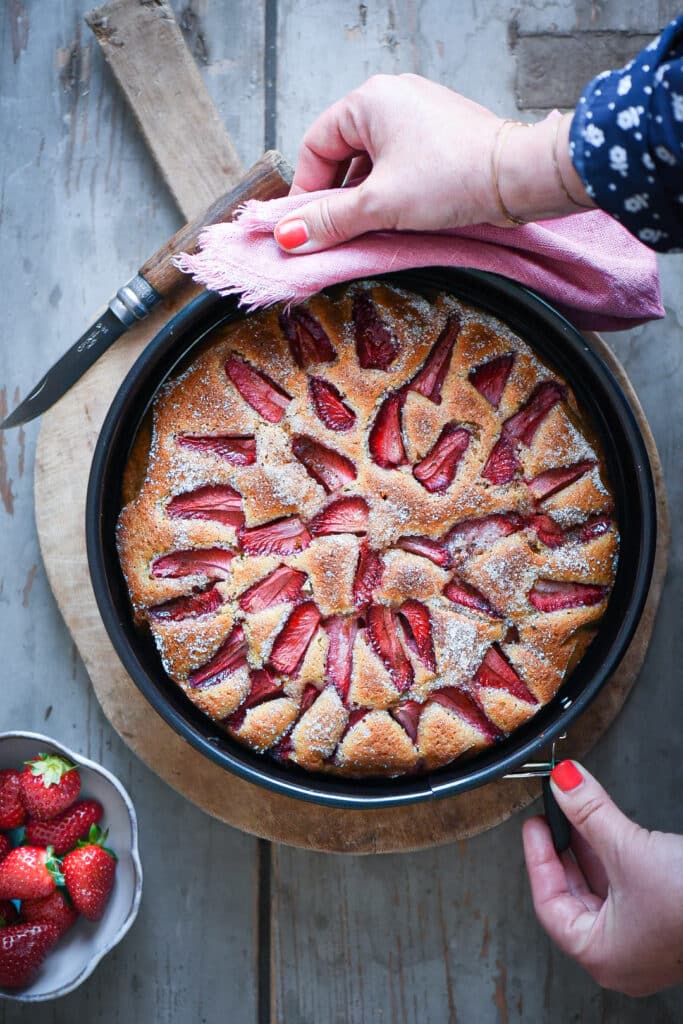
116, 281, 618, 777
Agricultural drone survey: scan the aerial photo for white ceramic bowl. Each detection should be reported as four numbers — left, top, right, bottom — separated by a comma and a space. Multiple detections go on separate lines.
0, 731, 142, 1002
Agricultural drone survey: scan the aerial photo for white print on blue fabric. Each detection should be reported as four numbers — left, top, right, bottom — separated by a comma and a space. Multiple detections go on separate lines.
609, 145, 629, 177
583, 123, 605, 147
655, 144, 677, 165
570, 14, 683, 251
616, 105, 645, 130
639, 227, 667, 243
624, 193, 649, 213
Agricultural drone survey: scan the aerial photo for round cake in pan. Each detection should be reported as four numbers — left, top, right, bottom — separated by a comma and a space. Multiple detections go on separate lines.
117, 281, 618, 777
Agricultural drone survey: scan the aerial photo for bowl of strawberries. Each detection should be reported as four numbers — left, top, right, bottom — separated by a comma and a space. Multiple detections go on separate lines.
0, 732, 142, 1001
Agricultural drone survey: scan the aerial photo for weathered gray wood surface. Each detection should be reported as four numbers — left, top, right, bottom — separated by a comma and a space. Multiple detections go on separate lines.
1, 2, 682, 1022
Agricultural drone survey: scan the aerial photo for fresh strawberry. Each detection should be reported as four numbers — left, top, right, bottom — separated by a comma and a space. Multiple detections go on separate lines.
390, 701, 423, 742
395, 535, 451, 568
279, 308, 335, 368
20, 754, 81, 821
0, 836, 10, 863
366, 605, 414, 692
0, 770, 26, 830
468, 353, 514, 407
352, 291, 399, 370
445, 513, 524, 556
308, 376, 356, 431
503, 381, 565, 446
309, 497, 369, 536
397, 600, 436, 671
413, 424, 470, 493
188, 624, 248, 689
527, 513, 567, 548
353, 543, 384, 608
228, 670, 283, 731
482, 435, 519, 484
577, 515, 612, 543
325, 616, 358, 702
0, 847, 62, 900
430, 687, 501, 742
25, 799, 103, 856
269, 602, 322, 676
238, 565, 307, 613
62, 826, 116, 922
176, 433, 256, 466
291, 435, 357, 492
368, 391, 407, 468
0, 922, 59, 989
226, 355, 291, 423
21, 891, 78, 937
167, 484, 244, 529
528, 579, 607, 613
151, 547, 235, 581
0, 901, 18, 927
408, 314, 461, 404
474, 646, 538, 705
526, 460, 595, 501
149, 585, 224, 622
240, 516, 311, 556
443, 578, 501, 618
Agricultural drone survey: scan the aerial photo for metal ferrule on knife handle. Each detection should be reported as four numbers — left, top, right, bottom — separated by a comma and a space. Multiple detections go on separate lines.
108, 274, 161, 329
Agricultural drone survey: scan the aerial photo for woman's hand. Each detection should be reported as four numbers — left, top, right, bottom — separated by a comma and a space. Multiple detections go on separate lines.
523, 760, 683, 997
274, 74, 592, 254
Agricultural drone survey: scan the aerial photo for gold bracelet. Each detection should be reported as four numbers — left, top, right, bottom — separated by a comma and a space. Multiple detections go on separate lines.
551, 114, 594, 210
491, 119, 529, 227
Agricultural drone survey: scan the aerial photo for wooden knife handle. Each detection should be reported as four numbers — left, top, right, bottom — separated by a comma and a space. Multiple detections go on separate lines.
138, 150, 293, 298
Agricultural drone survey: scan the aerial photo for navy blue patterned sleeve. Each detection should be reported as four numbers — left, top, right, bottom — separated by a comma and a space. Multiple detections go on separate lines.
569, 14, 683, 252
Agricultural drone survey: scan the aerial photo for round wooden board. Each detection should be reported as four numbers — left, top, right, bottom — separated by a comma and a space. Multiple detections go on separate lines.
34, 307, 669, 854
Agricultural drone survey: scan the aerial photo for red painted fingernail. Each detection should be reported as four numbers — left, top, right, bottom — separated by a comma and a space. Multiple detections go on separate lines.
551, 760, 583, 792
275, 219, 309, 250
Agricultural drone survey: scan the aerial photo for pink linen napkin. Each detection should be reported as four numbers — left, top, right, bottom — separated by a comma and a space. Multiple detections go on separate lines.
174, 190, 664, 331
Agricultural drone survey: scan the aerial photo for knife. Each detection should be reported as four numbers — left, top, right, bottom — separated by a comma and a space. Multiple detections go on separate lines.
1, 151, 292, 430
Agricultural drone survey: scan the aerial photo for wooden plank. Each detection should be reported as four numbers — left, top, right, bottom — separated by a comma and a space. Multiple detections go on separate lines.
271, 3, 683, 1022
86, 0, 244, 218
0, 0, 265, 1020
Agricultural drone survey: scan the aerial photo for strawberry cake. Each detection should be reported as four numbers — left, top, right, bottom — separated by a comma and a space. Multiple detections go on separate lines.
116, 281, 618, 777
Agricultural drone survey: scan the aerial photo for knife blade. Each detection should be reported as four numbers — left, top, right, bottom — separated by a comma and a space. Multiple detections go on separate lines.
2, 280, 159, 429
1, 151, 292, 430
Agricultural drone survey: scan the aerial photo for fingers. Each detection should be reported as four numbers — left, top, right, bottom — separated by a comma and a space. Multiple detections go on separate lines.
274, 184, 385, 254
570, 828, 610, 900
291, 97, 368, 194
559, 849, 604, 912
550, 761, 641, 876
523, 817, 601, 957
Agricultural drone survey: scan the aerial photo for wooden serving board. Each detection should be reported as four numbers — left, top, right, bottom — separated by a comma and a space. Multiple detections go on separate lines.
32, 0, 669, 853
33, 315, 669, 854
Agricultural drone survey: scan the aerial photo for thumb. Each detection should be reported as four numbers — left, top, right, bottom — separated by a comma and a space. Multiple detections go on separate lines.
274, 185, 383, 254
550, 760, 641, 873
